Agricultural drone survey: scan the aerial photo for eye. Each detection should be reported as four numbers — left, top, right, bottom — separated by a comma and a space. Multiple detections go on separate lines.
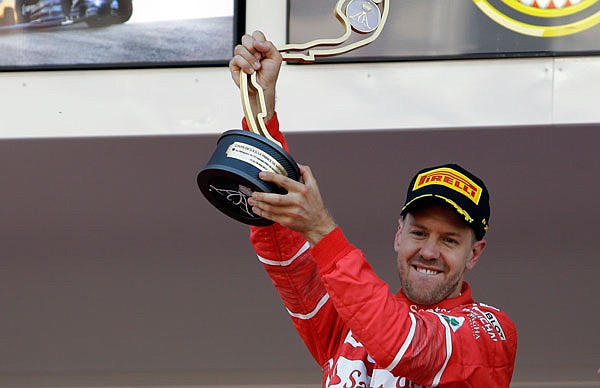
443, 237, 459, 245
410, 229, 426, 238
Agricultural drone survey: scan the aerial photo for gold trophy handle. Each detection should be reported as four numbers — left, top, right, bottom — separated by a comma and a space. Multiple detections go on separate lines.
239, 0, 389, 148
279, 0, 389, 62
240, 71, 281, 147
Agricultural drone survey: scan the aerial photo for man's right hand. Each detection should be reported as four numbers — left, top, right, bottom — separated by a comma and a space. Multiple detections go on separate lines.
228, 30, 282, 123
248, 164, 337, 246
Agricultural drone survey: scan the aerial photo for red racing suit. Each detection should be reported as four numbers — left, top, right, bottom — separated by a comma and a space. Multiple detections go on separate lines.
244, 114, 517, 387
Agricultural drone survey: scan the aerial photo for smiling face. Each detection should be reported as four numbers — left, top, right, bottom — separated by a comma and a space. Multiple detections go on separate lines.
394, 202, 486, 306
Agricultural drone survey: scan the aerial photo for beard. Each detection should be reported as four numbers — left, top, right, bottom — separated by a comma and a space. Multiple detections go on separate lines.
399, 265, 465, 306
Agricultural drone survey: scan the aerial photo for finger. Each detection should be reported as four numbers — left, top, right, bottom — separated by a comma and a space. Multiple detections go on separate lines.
298, 164, 315, 185
228, 56, 243, 86
250, 204, 283, 225
241, 33, 260, 53
257, 171, 305, 193
250, 194, 282, 214
248, 194, 288, 221
251, 30, 268, 54
241, 33, 263, 63
231, 44, 260, 73
250, 31, 273, 53
248, 30, 282, 65
229, 57, 252, 85
251, 30, 267, 43
250, 196, 301, 227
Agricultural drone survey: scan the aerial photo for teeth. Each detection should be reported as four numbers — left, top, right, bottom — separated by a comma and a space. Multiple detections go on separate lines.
416, 267, 439, 275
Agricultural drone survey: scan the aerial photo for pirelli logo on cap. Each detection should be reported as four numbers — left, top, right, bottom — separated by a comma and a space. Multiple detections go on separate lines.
413, 167, 482, 205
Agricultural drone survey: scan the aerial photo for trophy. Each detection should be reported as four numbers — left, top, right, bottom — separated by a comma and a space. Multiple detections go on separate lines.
197, 0, 389, 225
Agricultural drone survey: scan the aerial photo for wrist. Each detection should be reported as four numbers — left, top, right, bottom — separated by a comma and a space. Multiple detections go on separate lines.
263, 90, 276, 123
304, 215, 337, 247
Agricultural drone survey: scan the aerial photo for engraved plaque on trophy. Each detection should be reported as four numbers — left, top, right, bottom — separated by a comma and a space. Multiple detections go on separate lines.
197, 0, 389, 225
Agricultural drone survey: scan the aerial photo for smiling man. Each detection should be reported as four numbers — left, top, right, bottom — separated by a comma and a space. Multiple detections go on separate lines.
395, 165, 489, 307
230, 31, 517, 387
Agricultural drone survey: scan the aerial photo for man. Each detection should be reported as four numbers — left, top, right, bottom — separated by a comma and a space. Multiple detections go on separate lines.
229, 31, 517, 387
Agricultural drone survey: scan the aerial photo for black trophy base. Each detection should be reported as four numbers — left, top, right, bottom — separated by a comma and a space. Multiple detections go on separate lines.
197, 130, 300, 226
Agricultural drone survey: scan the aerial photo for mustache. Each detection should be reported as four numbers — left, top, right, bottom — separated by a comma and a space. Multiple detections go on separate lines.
410, 257, 446, 272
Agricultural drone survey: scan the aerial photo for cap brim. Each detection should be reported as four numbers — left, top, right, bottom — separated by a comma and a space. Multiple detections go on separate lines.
402, 194, 475, 224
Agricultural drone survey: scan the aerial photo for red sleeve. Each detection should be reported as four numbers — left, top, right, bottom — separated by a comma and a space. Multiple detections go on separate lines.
250, 223, 346, 367
246, 114, 345, 367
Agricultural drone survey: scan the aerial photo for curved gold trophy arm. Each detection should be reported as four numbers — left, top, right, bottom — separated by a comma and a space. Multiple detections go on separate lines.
278, 0, 353, 54
240, 0, 389, 147
240, 71, 281, 147
279, 0, 389, 62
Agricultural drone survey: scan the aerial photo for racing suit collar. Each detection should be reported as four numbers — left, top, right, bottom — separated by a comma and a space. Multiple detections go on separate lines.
397, 281, 474, 311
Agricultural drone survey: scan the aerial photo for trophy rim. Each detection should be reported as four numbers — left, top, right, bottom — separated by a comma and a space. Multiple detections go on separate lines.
219, 129, 300, 180
197, 129, 300, 226
197, 164, 275, 226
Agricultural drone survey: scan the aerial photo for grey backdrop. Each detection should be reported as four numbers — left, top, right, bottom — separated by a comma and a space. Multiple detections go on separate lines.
0, 124, 599, 386
288, 0, 600, 62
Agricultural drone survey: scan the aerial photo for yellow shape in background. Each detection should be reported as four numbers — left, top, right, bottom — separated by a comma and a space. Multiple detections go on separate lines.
474, 0, 600, 36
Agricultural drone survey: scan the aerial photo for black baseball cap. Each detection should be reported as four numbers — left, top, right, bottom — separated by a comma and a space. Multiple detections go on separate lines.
400, 164, 490, 240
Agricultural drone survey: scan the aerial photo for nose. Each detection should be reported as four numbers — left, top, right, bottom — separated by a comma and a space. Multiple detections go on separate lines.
419, 238, 441, 260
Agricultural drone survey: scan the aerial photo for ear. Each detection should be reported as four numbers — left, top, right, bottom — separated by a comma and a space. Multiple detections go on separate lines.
466, 239, 486, 270
394, 218, 404, 252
